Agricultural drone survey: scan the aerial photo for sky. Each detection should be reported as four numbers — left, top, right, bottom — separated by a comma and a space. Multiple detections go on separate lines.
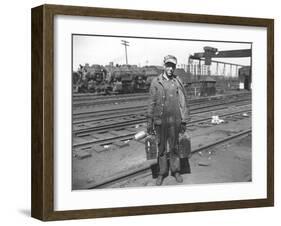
72, 35, 251, 76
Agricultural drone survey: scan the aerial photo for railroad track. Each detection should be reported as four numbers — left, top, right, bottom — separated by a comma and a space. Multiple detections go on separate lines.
73, 93, 149, 108
73, 92, 146, 100
85, 129, 252, 189
73, 93, 251, 121
73, 105, 251, 149
73, 105, 146, 121
73, 91, 251, 108
73, 90, 250, 101
73, 97, 251, 133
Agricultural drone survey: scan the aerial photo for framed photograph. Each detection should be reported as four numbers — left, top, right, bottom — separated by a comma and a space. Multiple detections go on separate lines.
31, 4, 274, 221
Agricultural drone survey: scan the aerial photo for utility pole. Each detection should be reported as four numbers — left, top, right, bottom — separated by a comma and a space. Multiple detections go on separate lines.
121, 40, 129, 65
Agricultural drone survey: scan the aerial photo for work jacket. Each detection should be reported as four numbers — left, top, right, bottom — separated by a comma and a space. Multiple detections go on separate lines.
147, 73, 190, 125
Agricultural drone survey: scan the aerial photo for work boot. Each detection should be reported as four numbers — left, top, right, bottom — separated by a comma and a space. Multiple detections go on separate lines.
156, 175, 164, 186
174, 172, 183, 183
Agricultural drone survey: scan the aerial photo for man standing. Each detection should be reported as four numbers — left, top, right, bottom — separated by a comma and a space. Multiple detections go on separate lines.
147, 55, 189, 186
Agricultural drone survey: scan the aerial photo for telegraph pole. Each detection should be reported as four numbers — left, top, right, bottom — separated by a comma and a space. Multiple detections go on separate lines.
121, 40, 129, 64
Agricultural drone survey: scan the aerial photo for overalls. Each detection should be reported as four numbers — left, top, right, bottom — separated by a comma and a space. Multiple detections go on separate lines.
156, 77, 182, 176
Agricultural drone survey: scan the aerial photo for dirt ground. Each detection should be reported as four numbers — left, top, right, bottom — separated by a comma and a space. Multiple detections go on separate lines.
110, 134, 252, 188
72, 113, 251, 189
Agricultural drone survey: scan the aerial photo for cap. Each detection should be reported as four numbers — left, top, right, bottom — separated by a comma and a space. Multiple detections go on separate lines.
163, 55, 177, 65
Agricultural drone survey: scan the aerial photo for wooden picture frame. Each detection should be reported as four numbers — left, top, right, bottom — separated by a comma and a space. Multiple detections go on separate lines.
31, 4, 274, 221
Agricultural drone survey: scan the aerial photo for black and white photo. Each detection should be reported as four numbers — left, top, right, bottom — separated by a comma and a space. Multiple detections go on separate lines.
72, 35, 252, 190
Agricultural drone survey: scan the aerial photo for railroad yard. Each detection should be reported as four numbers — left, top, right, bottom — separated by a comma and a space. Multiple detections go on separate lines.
72, 90, 252, 190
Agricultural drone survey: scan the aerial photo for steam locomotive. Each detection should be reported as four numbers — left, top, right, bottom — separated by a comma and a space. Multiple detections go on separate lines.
73, 64, 108, 93
73, 63, 246, 95
73, 64, 162, 94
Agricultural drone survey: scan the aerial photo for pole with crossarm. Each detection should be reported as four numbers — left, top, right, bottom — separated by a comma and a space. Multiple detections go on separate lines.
121, 40, 129, 65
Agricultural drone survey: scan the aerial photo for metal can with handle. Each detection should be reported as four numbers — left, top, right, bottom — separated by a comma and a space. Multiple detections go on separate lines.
145, 134, 158, 160
178, 131, 191, 158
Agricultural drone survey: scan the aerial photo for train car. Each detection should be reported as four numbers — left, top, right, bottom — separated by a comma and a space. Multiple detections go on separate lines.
143, 65, 162, 90
72, 71, 82, 93
238, 66, 251, 90
83, 64, 108, 93
72, 64, 109, 93
72, 65, 88, 93
73, 64, 196, 94
134, 67, 149, 92
109, 65, 148, 93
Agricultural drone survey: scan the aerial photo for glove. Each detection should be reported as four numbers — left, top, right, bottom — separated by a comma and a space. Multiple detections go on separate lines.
180, 122, 187, 134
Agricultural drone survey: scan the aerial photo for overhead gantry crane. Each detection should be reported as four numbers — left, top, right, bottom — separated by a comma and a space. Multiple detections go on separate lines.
189, 46, 252, 90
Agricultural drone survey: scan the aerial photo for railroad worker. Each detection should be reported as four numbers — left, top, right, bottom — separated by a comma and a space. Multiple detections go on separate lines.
147, 55, 189, 186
